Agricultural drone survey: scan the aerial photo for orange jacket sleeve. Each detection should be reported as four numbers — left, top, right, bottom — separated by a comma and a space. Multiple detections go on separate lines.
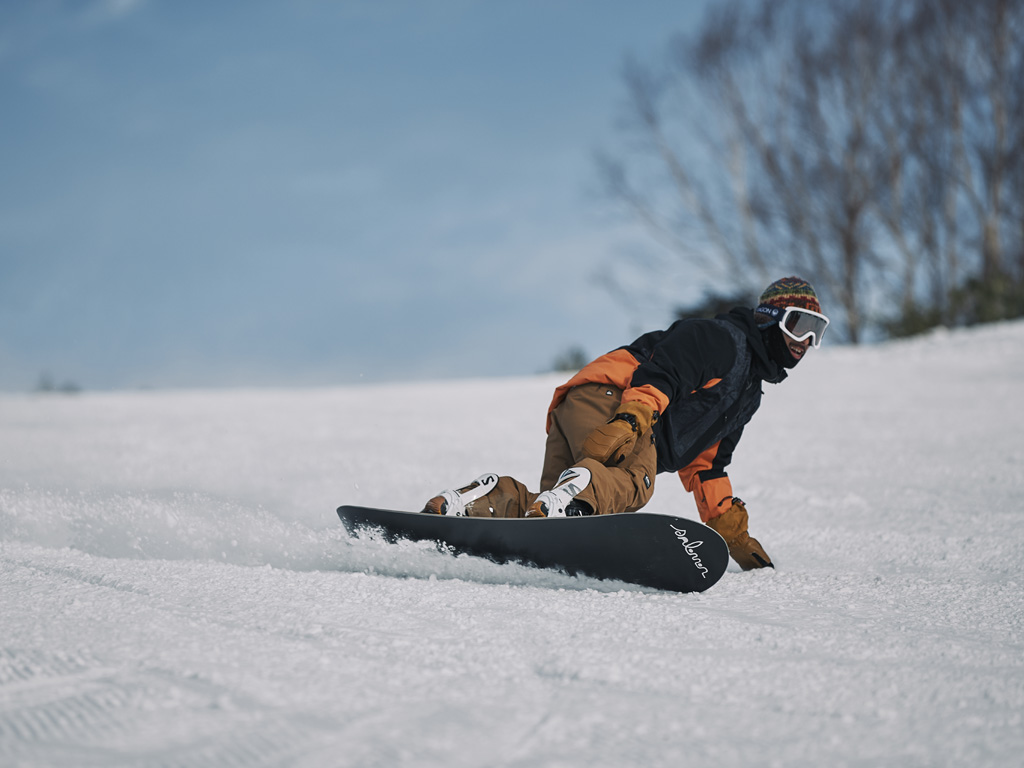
677, 442, 735, 522
546, 349, 670, 432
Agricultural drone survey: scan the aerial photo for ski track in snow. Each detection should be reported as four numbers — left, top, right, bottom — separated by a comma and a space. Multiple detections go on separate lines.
1, 321, 1023, 767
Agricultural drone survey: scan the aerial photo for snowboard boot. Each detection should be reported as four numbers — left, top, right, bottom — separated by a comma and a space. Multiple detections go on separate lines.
422, 472, 499, 516
525, 467, 593, 518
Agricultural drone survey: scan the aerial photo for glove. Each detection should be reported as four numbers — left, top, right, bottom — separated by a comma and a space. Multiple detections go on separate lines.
706, 499, 774, 570
582, 400, 656, 465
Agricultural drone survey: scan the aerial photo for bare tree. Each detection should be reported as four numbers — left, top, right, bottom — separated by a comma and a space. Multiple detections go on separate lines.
603, 0, 1024, 340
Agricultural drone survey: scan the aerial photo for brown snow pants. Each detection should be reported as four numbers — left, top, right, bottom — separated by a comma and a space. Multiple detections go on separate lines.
464, 383, 658, 518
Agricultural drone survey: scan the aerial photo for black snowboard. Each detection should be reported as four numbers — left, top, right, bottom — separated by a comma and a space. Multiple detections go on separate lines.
337, 505, 729, 593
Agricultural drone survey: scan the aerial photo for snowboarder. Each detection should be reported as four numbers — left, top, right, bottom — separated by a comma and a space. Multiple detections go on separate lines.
422, 276, 829, 570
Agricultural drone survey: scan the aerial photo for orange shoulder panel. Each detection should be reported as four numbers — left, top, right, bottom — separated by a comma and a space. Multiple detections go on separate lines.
545, 349, 641, 432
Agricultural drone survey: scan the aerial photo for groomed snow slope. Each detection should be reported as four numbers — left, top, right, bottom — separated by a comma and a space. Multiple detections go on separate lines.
2, 321, 1023, 767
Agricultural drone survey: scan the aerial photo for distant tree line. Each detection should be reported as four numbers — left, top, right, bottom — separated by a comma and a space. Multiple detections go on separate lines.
35, 372, 81, 394
600, 0, 1024, 342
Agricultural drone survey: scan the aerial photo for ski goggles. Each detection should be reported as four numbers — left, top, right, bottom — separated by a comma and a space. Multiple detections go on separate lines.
756, 305, 830, 348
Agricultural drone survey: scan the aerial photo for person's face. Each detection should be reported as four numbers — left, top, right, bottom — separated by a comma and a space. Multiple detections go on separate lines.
784, 334, 811, 363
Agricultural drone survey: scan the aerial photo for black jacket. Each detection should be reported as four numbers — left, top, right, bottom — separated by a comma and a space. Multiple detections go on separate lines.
624, 307, 786, 475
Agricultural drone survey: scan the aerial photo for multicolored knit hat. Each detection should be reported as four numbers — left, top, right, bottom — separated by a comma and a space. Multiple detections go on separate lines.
754, 276, 822, 325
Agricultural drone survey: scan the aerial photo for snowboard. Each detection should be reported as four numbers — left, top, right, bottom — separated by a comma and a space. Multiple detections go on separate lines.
336, 505, 730, 593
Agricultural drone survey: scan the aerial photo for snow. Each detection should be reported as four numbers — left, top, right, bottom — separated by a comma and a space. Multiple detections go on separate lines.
2, 321, 1023, 767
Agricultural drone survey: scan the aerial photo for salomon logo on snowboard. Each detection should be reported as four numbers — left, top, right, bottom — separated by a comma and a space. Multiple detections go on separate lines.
668, 523, 709, 578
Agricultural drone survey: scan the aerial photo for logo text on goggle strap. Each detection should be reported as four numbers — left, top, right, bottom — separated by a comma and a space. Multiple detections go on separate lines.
668, 524, 709, 579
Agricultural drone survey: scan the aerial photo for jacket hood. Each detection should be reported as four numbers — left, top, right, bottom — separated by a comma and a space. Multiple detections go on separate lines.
719, 307, 788, 385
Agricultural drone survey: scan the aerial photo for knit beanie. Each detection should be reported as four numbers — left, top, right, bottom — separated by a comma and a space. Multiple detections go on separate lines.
754, 276, 821, 326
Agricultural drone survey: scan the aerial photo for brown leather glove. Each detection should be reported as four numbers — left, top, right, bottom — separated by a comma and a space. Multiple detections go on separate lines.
706, 499, 774, 570
582, 400, 656, 465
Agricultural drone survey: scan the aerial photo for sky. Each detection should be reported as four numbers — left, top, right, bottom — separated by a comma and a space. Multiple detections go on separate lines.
0, 0, 717, 391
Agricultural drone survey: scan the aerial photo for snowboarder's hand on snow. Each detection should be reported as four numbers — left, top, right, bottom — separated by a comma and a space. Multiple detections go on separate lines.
582, 400, 656, 465
706, 499, 774, 570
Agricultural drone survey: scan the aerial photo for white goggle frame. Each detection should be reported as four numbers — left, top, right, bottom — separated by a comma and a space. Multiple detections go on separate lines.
780, 306, 829, 348
757, 305, 830, 348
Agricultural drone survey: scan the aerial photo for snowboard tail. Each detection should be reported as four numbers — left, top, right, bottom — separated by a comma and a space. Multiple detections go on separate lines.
337, 505, 729, 593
